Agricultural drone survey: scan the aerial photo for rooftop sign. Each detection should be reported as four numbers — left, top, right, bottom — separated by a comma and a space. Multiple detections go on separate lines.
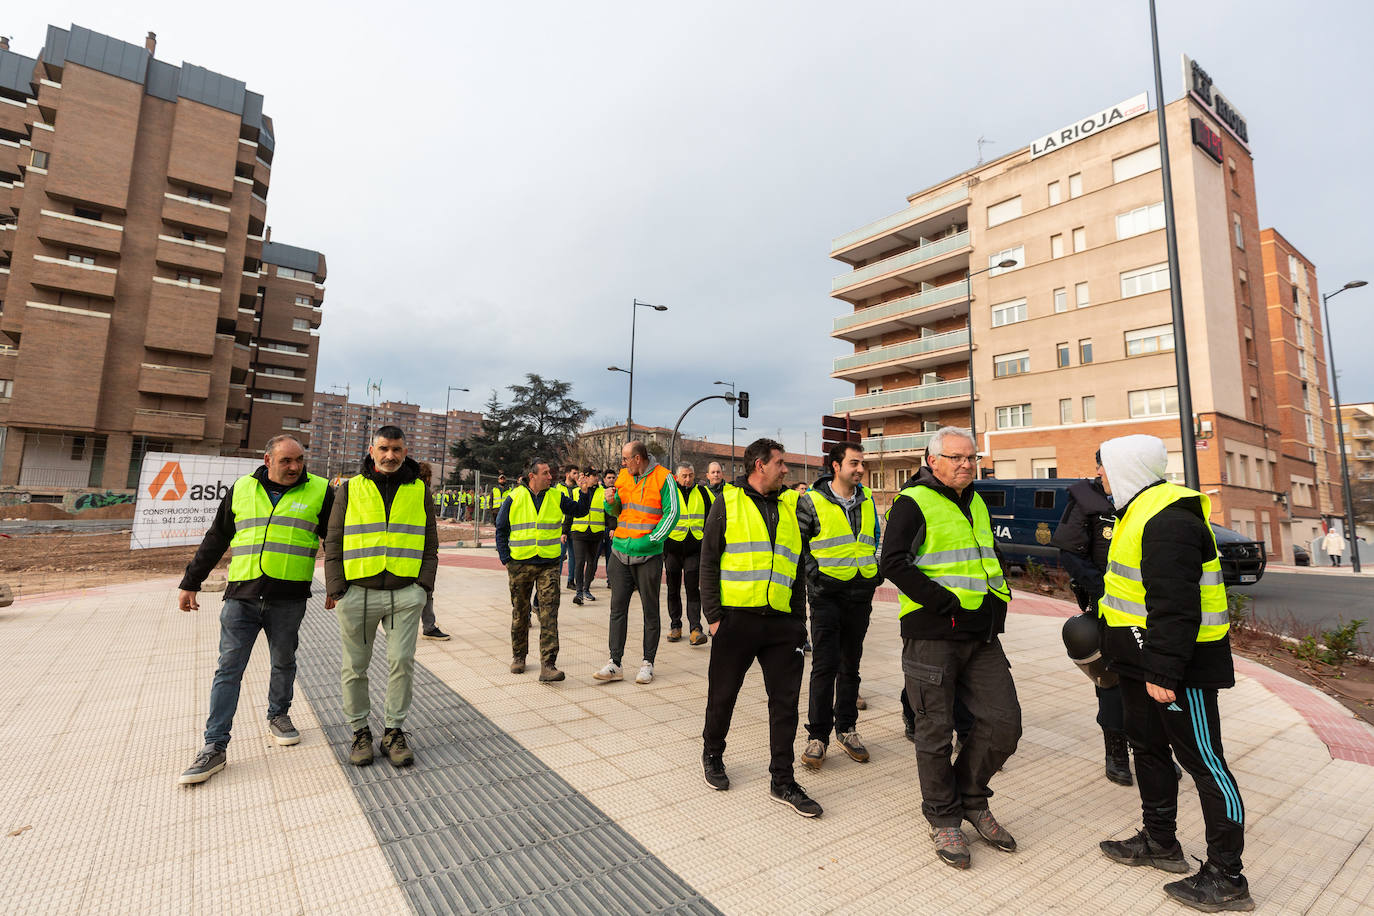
1030, 93, 1149, 160
1182, 55, 1249, 151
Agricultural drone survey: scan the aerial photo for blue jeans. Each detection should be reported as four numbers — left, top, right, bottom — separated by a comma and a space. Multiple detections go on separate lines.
204, 597, 308, 750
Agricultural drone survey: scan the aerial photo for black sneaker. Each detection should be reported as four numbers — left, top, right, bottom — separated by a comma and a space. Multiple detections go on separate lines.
1100, 828, 1189, 873
769, 780, 822, 817
178, 746, 226, 785
268, 714, 300, 746
1163, 861, 1255, 912
702, 753, 729, 791
381, 728, 414, 767
349, 727, 374, 767
902, 709, 915, 743
964, 806, 1016, 852
1104, 730, 1132, 786
582, 590, 596, 602
573, 593, 584, 606
421, 626, 451, 641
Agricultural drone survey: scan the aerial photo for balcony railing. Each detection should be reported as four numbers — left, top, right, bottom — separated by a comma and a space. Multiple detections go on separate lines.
1355, 450, 1374, 460
834, 328, 969, 373
834, 378, 971, 414
1353, 429, 1373, 439
832, 230, 970, 294
833, 282, 969, 334
831, 186, 969, 254
861, 432, 935, 454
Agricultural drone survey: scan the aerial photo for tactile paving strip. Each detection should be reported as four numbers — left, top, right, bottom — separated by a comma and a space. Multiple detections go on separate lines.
294, 588, 719, 915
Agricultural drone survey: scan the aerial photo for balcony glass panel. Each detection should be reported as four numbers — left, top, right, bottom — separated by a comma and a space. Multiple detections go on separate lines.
833, 283, 969, 333
861, 432, 935, 453
833, 328, 969, 372
831, 186, 969, 253
832, 230, 970, 293
834, 378, 971, 414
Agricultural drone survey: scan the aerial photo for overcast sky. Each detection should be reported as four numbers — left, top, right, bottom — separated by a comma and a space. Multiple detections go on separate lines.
14, 1, 1374, 452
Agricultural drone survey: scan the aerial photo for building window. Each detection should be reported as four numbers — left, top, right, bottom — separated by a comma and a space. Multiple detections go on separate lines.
1050, 234, 1064, 259
1068, 173, 1083, 198
1060, 398, 1073, 424
990, 298, 1028, 327
282, 417, 301, 429
1233, 212, 1244, 249
1112, 144, 1161, 183
1228, 159, 1239, 194
1120, 263, 1170, 298
1125, 323, 1175, 356
177, 272, 202, 285
1288, 254, 1301, 284
292, 318, 310, 331
0, 379, 12, 399
988, 246, 1023, 276
294, 295, 312, 306
1294, 317, 1305, 349
66, 250, 96, 265
1072, 227, 1086, 253
997, 404, 1033, 429
1082, 395, 1096, 421
181, 230, 207, 243
73, 207, 102, 222
1075, 282, 1090, 309
1057, 343, 1070, 368
30, 150, 50, 169
1053, 288, 1067, 313
1032, 458, 1057, 479
1129, 386, 1179, 418
1047, 181, 1062, 206
1116, 202, 1165, 240
186, 189, 214, 204
1079, 339, 1094, 364
987, 196, 1023, 227
1305, 413, 1316, 444
276, 266, 314, 281
993, 350, 1030, 378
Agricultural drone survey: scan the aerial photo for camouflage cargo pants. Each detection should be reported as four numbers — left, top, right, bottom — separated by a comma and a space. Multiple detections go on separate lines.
508, 561, 560, 665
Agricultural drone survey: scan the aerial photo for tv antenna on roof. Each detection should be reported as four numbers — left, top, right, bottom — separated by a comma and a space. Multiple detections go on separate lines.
977, 136, 996, 165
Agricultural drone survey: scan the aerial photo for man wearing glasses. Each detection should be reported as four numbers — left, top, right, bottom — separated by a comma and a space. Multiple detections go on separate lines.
880, 427, 1020, 870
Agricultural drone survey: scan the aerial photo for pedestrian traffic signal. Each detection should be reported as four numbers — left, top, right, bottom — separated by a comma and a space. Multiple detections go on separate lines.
821, 414, 859, 450
737, 391, 749, 418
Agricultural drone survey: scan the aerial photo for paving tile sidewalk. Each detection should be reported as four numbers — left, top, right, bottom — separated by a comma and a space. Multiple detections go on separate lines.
2, 563, 1372, 915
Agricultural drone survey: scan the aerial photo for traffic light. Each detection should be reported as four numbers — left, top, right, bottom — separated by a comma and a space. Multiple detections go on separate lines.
821, 414, 859, 450
737, 391, 749, 419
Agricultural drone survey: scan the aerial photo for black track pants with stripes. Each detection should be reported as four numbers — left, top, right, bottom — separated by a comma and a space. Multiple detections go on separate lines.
1120, 676, 1246, 874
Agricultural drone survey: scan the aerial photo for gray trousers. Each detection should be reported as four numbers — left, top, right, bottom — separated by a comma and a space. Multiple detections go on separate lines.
902, 636, 1022, 827
607, 553, 663, 666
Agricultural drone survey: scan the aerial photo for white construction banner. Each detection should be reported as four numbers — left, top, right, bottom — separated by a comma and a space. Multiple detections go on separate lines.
130, 452, 262, 549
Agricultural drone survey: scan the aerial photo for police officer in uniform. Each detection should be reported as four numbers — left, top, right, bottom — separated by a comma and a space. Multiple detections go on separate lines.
664, 462, 713, 646
1096, 435, 1254, 912
881, 427, 1020, 869
177, 434, 332, 784
700, 439, 822, 818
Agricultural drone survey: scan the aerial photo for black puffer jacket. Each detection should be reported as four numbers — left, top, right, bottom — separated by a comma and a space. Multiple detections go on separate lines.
1100, 482, 1235, 690
1049, 478, 1114, 608
880, 466, 1007, 641
323, 455, 438, 598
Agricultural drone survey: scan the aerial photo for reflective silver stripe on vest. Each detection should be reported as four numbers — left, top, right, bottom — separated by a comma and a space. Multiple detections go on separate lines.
815, 556, 873, 568
723, 541, 800, 564
622, 501, 661, 514
1107, 561, 1142, 581
344, 522, 389, 535
617, 521, 657, 532
719, 569, 797, 588
913, 547, 985, 565
234, 542, 315, 558
342, 547, 388, 561
231, 544, 263, 558
1200, 570, 1224, 586
1101, 593, 1143, 614
857, 534, 877, 547
509, 538, 560, 547
386, 547, 426, 560
928, 574, 990, 591
387, 523, 427, 536
508, 521, 538, 531
810, 534, 856, 550
235, 516, 272, 528
267, 515, 319, 533
1200, 610, 1229, 625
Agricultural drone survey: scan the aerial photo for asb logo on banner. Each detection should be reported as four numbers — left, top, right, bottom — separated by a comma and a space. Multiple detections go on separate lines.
131, 452, 261, 549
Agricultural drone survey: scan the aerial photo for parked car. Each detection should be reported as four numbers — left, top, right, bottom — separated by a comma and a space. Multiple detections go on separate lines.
974, 478, 1266, 587
1292, 543, 1310, 567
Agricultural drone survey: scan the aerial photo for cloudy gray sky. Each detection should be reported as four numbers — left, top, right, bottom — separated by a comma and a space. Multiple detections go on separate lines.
14, 1, 1374, 450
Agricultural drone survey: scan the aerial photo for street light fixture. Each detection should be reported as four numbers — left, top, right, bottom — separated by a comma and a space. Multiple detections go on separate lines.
618, 299, 668, 440
714, 380, 737, 476
437, 385, 469, 502
964, 258, 1018, 468
1321, 279, 1368, 573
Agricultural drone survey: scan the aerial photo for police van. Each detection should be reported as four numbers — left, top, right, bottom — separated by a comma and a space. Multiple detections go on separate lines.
974, 478, 1266, 587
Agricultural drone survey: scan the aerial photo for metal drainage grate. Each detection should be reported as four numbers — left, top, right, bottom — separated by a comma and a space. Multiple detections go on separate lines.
294, 589, 719, 915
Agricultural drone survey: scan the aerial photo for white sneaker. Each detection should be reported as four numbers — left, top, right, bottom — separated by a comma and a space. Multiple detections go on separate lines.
593, 661, 623, 682
635, 661, 654, 684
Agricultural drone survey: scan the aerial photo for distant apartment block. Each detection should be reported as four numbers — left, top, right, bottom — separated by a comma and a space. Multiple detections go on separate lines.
0, 24, 323, 494
310, 394, 483, 479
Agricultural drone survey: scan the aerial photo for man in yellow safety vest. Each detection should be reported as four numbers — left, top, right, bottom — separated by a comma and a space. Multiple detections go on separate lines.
1096, 434, 1253, 912
324, 426, 438, 769
664, 462, 714, 645
880, 426, 1019, 869
176, 434, 332, 785
568, 465, 607, 605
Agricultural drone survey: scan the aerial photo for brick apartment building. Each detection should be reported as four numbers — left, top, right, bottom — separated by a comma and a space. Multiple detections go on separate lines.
1338, 401, 1374, 541
0, 24, 324, 495
827, 58, 1337, 562
310, 393, 483, 480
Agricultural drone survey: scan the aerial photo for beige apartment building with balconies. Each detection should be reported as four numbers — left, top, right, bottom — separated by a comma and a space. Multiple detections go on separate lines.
829, 64, 1333, 562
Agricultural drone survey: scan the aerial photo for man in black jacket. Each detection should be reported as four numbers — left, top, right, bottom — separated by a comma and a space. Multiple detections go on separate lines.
1049, 456, 1132, 786
700, 439, 821, 818
324, 427, 439, 768
176, 435, 333, 784
1095, 435, 1253, 912
798, 442, 882, 770
881, 427, 1020, 869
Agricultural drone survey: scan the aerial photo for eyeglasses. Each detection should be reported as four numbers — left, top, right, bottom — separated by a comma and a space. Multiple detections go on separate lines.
937, 454, 978, 466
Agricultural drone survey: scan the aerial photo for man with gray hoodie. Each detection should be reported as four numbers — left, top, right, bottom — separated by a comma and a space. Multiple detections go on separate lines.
1095, 434, 1253, 913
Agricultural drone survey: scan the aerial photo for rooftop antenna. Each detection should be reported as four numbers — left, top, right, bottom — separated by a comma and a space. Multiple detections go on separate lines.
977, 136, 996, 165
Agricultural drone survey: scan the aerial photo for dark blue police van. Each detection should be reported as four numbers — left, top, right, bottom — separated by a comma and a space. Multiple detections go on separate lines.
974, 478, 1266, 587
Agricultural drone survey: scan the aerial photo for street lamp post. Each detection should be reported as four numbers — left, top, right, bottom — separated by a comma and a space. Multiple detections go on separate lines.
615, 299, 668, 441
714, 379, 736, 476
1321, 279, 1368, 573
965, 259, 1018, 467
437, 386, 469, 510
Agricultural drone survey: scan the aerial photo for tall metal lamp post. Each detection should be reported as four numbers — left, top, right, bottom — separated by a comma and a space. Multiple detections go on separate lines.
965, 258, 1018, 464
613, 299, 668, 441
714, 379, 736, 475
1321, 279, 1368, 573
437, 386, 469, 502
